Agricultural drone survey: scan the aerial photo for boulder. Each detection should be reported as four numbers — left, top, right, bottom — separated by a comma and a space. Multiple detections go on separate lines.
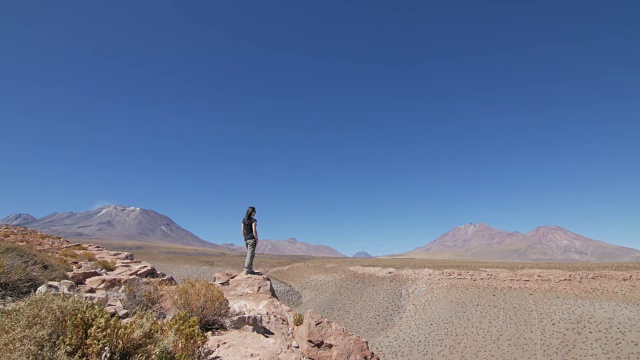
36, 281, 61, 295
111, 261, 157, 278
212, 271, 238, 285
85, 275, 138, 291
60, 280, 77, 294
84, 275, 106, 290
67, 270, 101, 285
84, 291, 109, 306
293, 310, 379, 360
206, 331, 300, 360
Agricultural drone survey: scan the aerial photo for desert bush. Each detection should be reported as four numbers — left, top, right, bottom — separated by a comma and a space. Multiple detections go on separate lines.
59, 302, 162, 359
93, 259, 117, 272
122, 280, 165, 318
78, 251, 97, 262
0, 243, 70, 300
0, 293, 206, 360
171, 278, 229, 331
0, 292, 76, 359
160, 311, 207, 359
293, 312, 304, 326
58, 249, 96, 262
58, 248, 79, 258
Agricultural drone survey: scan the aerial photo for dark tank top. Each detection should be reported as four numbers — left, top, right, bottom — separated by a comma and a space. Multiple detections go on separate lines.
243, 218, 256, 240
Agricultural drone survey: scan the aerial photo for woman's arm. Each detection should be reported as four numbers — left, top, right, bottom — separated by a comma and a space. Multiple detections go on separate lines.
241, 223, 244, 237
252, 221, 258, 243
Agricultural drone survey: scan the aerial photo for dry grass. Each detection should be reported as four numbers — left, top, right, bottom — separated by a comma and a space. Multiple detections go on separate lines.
57, 248, 97, 262
121, 281, 166, 318
0, 243, 70, 300
0, 226, 67, 255
93, 259, 117, 271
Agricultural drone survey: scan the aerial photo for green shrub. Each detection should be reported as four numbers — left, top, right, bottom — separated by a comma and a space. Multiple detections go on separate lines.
171, 279, 229, 331
0, 243, 70, 300
0, 293, 206, 360
293, 312, 304, 326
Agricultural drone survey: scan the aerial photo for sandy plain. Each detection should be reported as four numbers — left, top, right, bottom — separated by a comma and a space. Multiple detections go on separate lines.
77, 239, 640, 360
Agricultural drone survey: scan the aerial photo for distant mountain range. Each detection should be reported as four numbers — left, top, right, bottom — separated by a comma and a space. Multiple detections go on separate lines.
1, 205, 345, 257
4, 208, 637, 261
1, 205, 221, 248
393, 222, 640, 262
352, 251, 373, 258
221, 238, 345, 257
1, 213, 37, 225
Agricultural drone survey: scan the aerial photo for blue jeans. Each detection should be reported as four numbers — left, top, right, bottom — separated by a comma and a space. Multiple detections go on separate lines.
244, 238, 256, 270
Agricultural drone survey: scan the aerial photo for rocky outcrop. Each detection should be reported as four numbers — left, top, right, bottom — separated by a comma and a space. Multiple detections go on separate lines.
205, 272, 379, 360
1, 224, 68, 254
294, 310, 379, 360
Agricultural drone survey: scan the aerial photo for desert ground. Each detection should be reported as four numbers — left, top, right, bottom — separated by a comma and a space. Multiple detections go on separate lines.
77, 239, 640, 360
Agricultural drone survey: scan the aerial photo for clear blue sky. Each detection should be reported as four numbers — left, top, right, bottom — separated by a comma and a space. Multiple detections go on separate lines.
2, 1, 639, 256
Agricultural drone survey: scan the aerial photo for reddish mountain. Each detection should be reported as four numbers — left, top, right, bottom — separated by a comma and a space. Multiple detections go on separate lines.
221, 238, 345, 257
393, 223, 640, 262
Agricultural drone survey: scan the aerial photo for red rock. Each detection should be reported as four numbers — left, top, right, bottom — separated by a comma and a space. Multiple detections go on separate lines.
67, 270, 101, 285
212, 271, 238, 285
293, 310, 379, 360
84, 276, 106, 289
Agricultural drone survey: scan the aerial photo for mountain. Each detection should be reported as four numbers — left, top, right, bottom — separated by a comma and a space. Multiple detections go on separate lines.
258, 238, 345, 257
393, 223, 640, 262
1, 205, 221, 249
221, 238, 345, 257
219, 243, 245, 252
0, 213, 36, 226
353, 251, 373, 258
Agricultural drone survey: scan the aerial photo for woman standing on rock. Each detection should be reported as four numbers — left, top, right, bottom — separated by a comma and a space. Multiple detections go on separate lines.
242, 206, 259, 275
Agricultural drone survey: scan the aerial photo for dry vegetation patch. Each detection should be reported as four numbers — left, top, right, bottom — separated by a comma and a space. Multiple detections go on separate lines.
0, 225, 67, 255
0, 293, 206, 360
0, 243, 70, 300
171, 279, 229, 331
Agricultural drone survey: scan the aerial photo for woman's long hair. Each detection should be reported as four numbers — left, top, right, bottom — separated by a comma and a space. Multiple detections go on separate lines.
243, 206, 256, 224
